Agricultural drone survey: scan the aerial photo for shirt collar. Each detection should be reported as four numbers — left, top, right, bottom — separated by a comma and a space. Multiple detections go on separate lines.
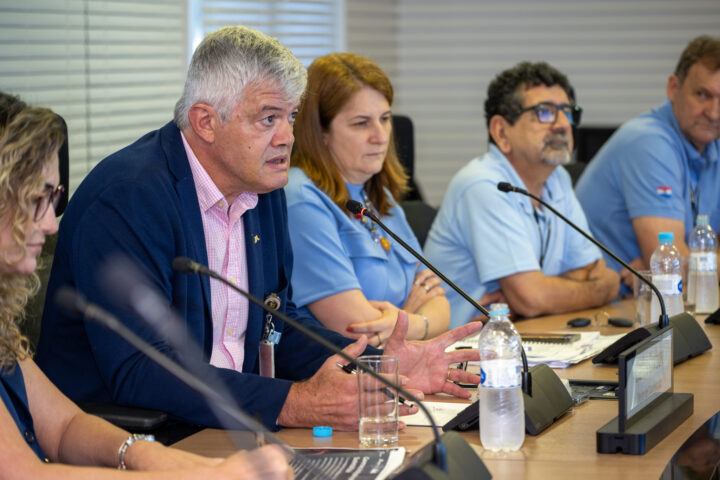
181, 132, 258, 214
487, 144, 565, 209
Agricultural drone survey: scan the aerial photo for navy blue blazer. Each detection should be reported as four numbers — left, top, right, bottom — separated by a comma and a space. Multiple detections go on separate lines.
36, 122, 358, 429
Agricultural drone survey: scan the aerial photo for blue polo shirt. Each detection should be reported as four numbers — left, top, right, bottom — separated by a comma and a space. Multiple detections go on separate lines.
285, 168, 421, 318
425, 145, 601, 328
576, 100, 720, 271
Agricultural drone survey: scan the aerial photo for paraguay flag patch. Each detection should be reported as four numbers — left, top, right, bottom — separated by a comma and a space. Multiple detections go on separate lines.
656, 186, 672, 198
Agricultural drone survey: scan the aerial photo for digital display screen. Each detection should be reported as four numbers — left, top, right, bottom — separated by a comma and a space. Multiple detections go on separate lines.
623, 327, 673, 422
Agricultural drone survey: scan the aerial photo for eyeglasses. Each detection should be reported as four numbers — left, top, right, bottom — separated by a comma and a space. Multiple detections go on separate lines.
33, 184, 64, 222
515, 102, 583, 126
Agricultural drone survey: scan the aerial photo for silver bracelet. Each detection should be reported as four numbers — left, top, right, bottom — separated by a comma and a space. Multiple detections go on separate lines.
422, 315, 429, 340
117, 433, 155, 470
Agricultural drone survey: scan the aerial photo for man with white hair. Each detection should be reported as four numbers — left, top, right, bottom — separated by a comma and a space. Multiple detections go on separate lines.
425, 62, 619, 327
38, 26, 480, 431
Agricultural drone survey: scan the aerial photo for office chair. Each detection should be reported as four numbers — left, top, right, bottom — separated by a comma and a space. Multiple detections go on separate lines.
393, 115, 439, 247
566, 126, 617, 185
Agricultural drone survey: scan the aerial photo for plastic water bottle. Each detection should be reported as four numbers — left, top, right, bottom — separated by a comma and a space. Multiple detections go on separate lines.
477, 303, 524, 451
687, 215, 719, 314
650, 232, 684, 322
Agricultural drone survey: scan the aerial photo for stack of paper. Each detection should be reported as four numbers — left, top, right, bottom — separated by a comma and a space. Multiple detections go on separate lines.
448, 331, 626, 368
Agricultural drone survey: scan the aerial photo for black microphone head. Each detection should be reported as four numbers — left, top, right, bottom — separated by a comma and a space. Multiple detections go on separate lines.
172, 257, 198, 274
345, 200, 364, 215
497, 182, 514, 193
55, 287, 87, 316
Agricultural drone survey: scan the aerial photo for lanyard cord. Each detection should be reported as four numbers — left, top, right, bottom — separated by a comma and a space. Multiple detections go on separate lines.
533, 208, 551, 268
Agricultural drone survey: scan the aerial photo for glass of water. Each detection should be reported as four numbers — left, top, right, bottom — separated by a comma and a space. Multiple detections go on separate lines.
357, 355, 399, 447
634, 270, 653, 325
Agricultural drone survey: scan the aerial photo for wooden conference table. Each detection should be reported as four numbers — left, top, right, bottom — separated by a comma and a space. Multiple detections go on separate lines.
173, 299, 719, 479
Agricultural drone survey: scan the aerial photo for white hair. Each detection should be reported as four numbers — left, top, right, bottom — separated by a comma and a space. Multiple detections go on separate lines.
174, 26, 307, 129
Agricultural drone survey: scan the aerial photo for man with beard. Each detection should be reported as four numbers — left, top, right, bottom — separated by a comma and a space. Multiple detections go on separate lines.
425, 62, 619, 327
576, 36, 720, 288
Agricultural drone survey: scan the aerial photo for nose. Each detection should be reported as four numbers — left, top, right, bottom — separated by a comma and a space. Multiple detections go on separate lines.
555, 109, 573, 130
38, 204, 59, 236
273, 117, 294, 147
370, 120, 390, 144
706, 96, 720, 120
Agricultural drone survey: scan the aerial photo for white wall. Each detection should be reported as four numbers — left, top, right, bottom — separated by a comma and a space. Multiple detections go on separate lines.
350, 0, 720, 206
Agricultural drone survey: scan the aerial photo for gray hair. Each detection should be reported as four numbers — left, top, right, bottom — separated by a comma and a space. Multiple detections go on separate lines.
174, 26, 307, 129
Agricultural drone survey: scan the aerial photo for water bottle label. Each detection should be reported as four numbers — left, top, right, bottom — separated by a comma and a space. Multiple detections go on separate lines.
479, 359, 521, 388
690, 252, 717, 272
652, 273, 682, 295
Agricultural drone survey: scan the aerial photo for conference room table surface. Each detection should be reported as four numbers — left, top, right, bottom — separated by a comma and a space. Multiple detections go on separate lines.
173, 299, 719, 479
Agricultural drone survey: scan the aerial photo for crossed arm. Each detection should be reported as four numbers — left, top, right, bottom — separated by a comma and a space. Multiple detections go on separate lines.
497, 259, 620, 318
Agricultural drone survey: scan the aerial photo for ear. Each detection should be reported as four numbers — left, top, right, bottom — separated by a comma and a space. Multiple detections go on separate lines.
666, 74, 680, 103
187, 103, 218, 144
489, 114, 512, 155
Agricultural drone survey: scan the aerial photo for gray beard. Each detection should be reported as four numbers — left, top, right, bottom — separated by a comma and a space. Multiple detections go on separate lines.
541, 148, 571, 166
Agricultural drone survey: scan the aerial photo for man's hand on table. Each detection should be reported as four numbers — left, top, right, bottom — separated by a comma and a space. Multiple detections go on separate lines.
276, 336, 420, 430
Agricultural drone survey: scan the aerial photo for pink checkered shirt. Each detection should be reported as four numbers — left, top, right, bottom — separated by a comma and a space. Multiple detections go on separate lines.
182, 133, 258, 371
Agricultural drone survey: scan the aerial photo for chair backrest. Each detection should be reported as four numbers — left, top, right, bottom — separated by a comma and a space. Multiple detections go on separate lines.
575, 126, 616, 165
393, 114, 423, 201
56, 114, 69, 216
401, 200, 438, 249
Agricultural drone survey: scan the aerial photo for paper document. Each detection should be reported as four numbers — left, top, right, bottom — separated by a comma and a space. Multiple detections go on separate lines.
291, 447, 405, 480
448, 330, 626, 368
523, 331, 625, 368
402, 401, 469, 426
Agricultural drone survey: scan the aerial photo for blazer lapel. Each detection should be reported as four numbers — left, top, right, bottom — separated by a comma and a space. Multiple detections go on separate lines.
160, 123, 213, 349
242, 206, 264, 373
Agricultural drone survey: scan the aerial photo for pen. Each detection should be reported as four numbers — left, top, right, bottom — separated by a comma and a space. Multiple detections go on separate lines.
336, 362, 414, 407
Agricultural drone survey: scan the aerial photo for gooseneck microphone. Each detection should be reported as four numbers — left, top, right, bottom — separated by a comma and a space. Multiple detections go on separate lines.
172, 257, 488, 479
497, 181, 712, 365
498, 181, 669, 327
346, 200, 575, 436
345, 199, 532, 392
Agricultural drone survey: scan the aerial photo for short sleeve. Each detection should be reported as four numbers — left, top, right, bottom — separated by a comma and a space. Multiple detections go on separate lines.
287, 194, 361, 307
618, 132, 686, 221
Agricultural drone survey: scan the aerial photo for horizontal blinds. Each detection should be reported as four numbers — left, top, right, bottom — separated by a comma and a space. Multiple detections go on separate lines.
0, 0, 187, 194
199, 0, 343, 65
391, 0, 720, 205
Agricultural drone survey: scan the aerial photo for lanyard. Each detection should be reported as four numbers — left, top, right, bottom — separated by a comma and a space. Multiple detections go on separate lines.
533, 208, 551, 268
690, 183, 700, 223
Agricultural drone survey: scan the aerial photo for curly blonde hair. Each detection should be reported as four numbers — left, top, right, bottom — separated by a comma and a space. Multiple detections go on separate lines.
0, 92, 64, 370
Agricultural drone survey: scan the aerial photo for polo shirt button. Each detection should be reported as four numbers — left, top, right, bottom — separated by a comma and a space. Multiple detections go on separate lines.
24, 430, 35, 443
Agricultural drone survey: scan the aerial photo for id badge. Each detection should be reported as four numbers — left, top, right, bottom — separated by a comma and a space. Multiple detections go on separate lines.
259, 293, 282, 378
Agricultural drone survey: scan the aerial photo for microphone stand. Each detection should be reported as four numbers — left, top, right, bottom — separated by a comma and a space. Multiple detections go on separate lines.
497, 181, 712, 365
346, 200, 574, 436
172, 257, 491, 479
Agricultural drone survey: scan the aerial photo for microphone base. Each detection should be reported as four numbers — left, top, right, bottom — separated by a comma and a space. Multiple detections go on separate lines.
593, 313, 712, 365
523, 363, 574, 436
442, 364, 573, 436
393, 431, 491, 480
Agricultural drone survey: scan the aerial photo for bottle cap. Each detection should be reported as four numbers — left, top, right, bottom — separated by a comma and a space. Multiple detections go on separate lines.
658, 232, 674, 243
489, 307, 510, 316
696, 215, 709, 225
313, 426, 332, 437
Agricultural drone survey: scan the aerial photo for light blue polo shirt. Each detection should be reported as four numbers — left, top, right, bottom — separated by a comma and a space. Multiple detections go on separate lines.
576, 100, 720, 271
425, 145, 601, 328
285, 167, 421, 318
